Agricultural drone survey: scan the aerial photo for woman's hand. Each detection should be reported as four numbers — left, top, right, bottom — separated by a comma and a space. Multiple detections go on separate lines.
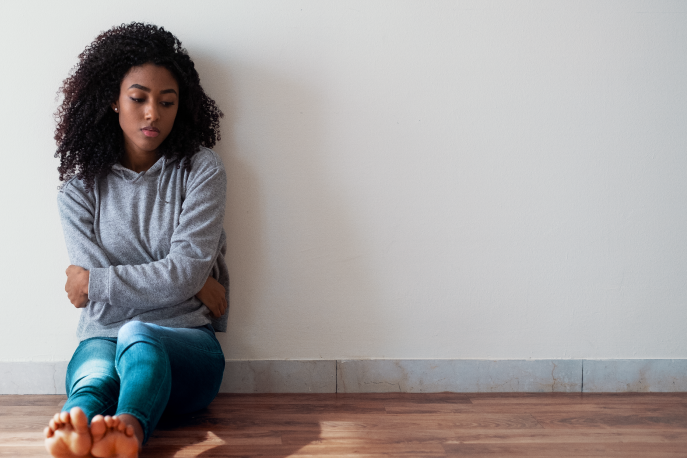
196, 276, 227, 318
65, 265, 89, 308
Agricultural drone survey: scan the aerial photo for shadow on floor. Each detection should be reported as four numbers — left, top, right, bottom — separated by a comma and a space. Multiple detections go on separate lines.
142, 394, 322, 457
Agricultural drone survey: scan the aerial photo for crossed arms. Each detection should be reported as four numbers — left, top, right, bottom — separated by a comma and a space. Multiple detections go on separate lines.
57, 152, 228, 319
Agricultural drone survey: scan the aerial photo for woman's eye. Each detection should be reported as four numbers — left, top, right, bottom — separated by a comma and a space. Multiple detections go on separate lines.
128, 97, 174, 106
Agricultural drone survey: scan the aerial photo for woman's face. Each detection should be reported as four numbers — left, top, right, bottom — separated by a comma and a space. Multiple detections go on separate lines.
111, 63, 179, 160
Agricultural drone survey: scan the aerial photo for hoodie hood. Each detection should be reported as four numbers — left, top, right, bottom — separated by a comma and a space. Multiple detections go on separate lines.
111, 155, 178, 203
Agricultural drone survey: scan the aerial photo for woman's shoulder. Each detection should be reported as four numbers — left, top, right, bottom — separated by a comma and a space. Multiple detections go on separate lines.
57, 175, 93, 201
56, 175, 96, 216
188, 146, 223, 170
183, 147, 226, 187
179, 147, 226, 201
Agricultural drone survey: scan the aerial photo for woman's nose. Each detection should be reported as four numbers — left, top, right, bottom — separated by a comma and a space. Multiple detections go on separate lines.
145, 102, 160, 121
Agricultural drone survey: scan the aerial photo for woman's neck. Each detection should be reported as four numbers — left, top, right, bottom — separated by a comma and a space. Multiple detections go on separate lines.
121, 149, 160, 173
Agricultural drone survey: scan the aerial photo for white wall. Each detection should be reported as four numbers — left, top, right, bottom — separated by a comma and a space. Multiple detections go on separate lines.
1, 0, 686, 362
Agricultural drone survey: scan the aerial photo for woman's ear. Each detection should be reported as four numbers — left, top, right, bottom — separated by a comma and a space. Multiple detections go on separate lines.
111, 102, 119, 113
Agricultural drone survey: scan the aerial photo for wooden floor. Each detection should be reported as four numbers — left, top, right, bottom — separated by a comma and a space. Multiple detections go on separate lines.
1, 393, 687, 457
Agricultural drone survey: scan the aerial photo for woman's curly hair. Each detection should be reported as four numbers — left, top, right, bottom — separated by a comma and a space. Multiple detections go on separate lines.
55, 22, 223, 190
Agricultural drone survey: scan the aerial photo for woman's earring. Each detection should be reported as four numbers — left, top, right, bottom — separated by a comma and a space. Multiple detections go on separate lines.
114, 108, 118, 112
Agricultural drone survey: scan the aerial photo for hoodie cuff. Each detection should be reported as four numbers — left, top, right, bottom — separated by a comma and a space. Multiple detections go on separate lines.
88, 267, 110, 303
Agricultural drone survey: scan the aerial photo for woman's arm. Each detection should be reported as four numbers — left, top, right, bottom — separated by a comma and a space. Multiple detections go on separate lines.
58, 183, 113, 309
64, 265, 226, 316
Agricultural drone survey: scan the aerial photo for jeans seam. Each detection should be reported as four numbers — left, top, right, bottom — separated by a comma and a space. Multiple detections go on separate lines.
93, 400, 117, 418
62, 397, 117, 419
158, 335, 223, 355
66, 375, 120, 409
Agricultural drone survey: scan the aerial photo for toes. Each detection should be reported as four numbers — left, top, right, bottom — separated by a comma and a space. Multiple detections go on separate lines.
125, 424, 135, 437
91, 414, 107, 441
111, 417, 123, 431
49, 418, 58, 431
69, 407, 89, 434
59, 411, 70, 424
44, 426, 53, 438
52, 413, 62, 426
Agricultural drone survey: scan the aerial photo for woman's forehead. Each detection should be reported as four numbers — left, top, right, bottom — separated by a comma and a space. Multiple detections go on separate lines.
122, 64, 178, 91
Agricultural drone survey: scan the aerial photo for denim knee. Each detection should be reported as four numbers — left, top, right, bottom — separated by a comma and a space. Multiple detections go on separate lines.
117, 321, 159, 342
63, 371, 119, 420
116, 321, 165, 353
69, 373, 119, 403
65, 337, 118, 398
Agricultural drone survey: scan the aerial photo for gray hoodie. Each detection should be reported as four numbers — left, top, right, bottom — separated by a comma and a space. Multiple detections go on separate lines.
57, 147, 229, 340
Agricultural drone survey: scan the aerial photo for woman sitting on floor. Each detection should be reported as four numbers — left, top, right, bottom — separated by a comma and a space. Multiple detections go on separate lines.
45, 22, 229, 458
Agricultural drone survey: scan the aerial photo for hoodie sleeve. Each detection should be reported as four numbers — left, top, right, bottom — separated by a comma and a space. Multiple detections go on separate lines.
57, 181, 113, 270
86, 153, 227, 309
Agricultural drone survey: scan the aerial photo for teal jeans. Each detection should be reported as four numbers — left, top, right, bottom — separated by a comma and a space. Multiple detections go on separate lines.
62, 321, 225, 443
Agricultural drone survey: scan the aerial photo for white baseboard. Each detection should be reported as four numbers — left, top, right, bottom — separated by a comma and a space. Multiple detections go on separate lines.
2, 359, 686, 394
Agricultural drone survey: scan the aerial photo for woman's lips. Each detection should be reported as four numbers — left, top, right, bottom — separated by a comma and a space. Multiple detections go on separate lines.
142, 128, 159, 138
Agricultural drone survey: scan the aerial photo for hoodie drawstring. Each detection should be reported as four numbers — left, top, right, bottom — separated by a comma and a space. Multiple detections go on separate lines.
157, 156, 170, 203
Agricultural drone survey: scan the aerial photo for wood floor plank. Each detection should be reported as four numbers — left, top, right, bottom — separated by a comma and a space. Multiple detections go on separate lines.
443, 442, 687, 457
211, 393, 471, 404
0, 431, 45, 446
204, 402, 388, 414
281, 429, 457, 446
0, 446, 49, 457
282, 428, 687, 446
148, 430, 283, 446
469, 393, 687, 404
0, 396, 66, 407
385, 403, 687, 416
0, 416, 55, 430
0, 407, 64, 417
142, 443, 447, 457
164, 413, 543, 433
534, 412, 687, 430
451, 428, 687, 443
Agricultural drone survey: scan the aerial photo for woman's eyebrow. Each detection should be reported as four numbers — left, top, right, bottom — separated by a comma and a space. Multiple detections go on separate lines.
128, 84, 178, 95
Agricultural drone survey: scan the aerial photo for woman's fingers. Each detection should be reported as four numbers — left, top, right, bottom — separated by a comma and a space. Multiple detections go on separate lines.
215, 299, 227, 317
196, 277, 227, 317
210, 301, 222, 318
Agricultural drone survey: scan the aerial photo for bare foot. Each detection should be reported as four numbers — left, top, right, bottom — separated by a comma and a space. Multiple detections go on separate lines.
44, 407, 93, 457
90, 415, 139, 458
